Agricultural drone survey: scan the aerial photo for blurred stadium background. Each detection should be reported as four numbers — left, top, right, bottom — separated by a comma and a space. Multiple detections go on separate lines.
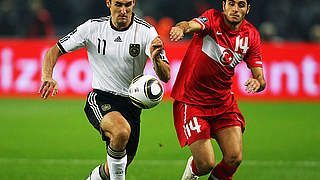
0, 0, 320, 179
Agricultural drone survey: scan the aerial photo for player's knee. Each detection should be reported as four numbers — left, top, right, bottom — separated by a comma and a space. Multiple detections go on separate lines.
196, 158, 215, 175
113, 125, 131, 145
224, 153, 242, 167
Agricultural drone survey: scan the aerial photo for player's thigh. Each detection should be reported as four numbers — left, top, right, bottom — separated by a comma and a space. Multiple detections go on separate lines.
189, 139, 215, 168
173, 100, 212, 147
100, 111, 131, 136
215, 126, 243, 161
84, 90, 141, 156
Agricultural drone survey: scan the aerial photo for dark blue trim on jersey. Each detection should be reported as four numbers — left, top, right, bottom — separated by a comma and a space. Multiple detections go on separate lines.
57, 42, 67, 54
110, 14, 134, 32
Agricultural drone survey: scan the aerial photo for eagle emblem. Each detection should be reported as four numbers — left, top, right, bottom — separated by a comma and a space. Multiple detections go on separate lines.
129, 44, 140, 57
101, 104, 111, 111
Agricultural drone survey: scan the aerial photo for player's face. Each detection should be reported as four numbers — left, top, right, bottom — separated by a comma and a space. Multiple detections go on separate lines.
107, 0, 135, 29
223, 0, 250, 25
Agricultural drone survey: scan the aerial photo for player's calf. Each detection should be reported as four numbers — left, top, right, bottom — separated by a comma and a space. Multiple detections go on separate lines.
209, 158, 241, 180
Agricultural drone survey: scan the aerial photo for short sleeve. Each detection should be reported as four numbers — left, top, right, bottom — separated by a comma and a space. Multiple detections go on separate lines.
192, 9, 217, 32
145, 27, 158, 58
244, 30, 263, 68
145, 27, 169, 64
57, 20, 91, 54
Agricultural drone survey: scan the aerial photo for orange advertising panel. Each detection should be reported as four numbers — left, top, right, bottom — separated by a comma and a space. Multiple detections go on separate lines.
0, 39, 319, 101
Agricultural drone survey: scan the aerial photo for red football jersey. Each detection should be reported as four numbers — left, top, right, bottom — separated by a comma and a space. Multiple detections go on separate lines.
171, 9, 263, 106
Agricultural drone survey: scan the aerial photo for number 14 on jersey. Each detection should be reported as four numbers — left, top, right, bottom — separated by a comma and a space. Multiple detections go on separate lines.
235, 36, 249, 54
184, 117, 201, 139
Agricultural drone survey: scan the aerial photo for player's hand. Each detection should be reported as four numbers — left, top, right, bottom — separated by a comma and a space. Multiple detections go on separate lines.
39, 77, 59, 99
169, 27, 184, 41
150, 36, 163, 60
244, 78, 260, 93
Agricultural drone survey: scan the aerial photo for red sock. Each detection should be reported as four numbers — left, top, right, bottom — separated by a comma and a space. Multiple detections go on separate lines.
191, 159, 200, 176
208, 159, 239, 180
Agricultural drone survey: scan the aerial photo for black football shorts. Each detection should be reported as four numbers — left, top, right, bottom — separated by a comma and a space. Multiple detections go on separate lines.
84, 89, 142, 156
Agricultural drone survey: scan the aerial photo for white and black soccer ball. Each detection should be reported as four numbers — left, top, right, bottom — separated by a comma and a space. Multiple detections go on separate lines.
128, 74, 164, 109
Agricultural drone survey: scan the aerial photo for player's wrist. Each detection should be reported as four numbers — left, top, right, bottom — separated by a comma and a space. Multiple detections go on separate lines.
256, 83, 265, 92
41, 73, 53, 79
176, 26, 185, 33
152, 55, 161, 64
254, 78, 265, 92
175, 22, 188, 34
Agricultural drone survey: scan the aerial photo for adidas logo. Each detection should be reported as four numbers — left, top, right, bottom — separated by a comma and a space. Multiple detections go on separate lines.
114, 36, 122, 42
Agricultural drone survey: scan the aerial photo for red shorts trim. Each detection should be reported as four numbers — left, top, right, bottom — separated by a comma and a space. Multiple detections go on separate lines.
173, 99, 245, 147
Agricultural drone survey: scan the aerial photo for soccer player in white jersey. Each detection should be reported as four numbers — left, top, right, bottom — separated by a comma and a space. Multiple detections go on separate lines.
39, 0, 170, 179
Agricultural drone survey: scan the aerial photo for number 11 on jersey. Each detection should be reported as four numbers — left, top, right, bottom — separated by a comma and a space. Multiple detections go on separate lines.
97, 38, 106, 55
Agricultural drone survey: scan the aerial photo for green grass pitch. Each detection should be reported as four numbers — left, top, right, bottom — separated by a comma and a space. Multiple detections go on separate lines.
0, 98, 319, 179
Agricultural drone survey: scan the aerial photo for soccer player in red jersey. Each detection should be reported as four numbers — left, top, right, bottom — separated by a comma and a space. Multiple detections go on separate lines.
169, 0, 266, 179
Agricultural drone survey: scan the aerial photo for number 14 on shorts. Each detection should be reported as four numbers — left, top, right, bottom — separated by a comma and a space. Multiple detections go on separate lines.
184, 117, 201, 139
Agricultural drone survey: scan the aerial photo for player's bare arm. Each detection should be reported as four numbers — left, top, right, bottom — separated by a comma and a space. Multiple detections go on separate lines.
245, 67, 266, 93
150, 36, 170, 83
169, 20, 202, 41
39, 44, 63, 99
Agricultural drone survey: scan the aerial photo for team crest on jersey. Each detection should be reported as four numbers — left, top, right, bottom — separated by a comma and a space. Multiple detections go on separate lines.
129, 44, 140, 57
101, 104, 111, 111
199, 17, 208, 23
219, 49, 234, 67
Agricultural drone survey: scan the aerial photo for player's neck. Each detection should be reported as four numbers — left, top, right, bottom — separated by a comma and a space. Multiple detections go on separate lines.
111, 14, 134, 31
222, 15, 243, 31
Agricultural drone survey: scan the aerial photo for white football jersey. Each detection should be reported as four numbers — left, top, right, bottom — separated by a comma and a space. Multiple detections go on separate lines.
57, 15, 168, 96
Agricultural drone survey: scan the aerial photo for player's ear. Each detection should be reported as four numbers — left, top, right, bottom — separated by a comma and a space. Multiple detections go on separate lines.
106, 0, 111, 8
246, 4, 251, 15
222, 0, 226, 12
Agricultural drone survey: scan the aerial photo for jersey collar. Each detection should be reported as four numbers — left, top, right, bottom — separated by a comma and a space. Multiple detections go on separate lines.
110, 13, 135, 32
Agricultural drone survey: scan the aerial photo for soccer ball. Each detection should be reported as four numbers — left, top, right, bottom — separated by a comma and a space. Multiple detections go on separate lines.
128, 74, 164, 109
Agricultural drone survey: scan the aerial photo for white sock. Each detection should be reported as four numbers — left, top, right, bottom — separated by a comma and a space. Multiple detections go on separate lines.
107, 146, 127, 180
107, 155, 127, 180
87, 165, 101, 180
86, 164, 109, 180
